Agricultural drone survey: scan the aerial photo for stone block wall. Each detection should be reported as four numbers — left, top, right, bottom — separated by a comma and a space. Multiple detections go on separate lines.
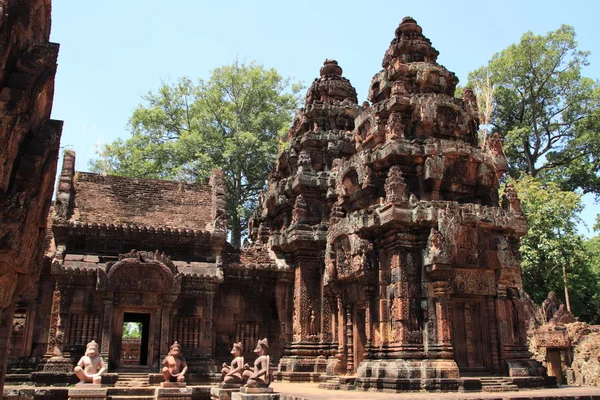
72, 172, 214, 231
0, 0, 62, 392
566, 323, 600, 387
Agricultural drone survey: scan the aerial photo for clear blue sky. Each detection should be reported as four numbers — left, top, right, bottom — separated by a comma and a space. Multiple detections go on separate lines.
49, 0, 599, 235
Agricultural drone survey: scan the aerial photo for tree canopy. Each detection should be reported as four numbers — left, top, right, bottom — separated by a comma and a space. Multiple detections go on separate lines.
506, 175, 600, 323
468, 25, 600, 196
91, 61, 302, 247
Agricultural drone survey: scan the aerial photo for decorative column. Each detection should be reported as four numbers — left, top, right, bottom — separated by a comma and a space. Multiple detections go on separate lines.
336, 297, 345, 364
345, 305, 354, 375
159, 300, 174, 362
378, 264, 388, 347
100, 300, 113, 361
495, 283, 509, 365
42, 283, 73, 372
486, 296, 500, 371
291, 255, 322, 342
204, 291, 215, 357
432, 281, 452, 349
0, 304, 15, 391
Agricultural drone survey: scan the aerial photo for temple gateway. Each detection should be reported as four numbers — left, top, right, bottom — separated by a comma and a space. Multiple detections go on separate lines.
7, 17, 550, 392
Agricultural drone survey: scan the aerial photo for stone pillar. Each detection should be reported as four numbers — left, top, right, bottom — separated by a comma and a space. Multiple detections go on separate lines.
378, 272, 388, 347
160, 303, 173, 362
0, 304, 15, 392
432, 281, 452, 347
495, 283, 508, 365
42, 284, 74, 372
336, 297, 344, 362
291, 255, 321, 342
275, 275, 293, 350
100, 300, 113, 361
486, 296, 500, 371
204, 292, 215, 357
345, 305, 353, 375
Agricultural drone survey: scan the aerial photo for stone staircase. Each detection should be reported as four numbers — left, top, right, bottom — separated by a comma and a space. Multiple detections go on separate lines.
115, 373, 150, 388
480, 377, 520, 392
318, 375, 356, 390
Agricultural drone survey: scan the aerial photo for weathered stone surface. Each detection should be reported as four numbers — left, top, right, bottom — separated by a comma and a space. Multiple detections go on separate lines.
246, 17, 538, 387
528, 294, 600, 387
4, 15, 553, 393
0, 0, 62, 392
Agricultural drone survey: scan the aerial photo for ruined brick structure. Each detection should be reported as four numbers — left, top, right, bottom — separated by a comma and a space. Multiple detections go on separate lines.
4, 16, 549, 393
0, 0, 63, 392
528, 293, 600, 387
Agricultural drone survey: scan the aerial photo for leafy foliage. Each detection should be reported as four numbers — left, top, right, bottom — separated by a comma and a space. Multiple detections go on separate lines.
506, 175, 600, 323
122, 322, 141, 338
468, 25, 600, 196
91, 61, 302, 247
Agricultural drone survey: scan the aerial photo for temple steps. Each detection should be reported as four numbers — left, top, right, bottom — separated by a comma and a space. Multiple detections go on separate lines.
114, 373, 150, 387
318, 376, 356, 390
480, 377, 520, 392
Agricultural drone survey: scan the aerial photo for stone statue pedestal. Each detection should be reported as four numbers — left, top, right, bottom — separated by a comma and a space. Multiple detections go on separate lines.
74, 383, 102, 388
160, 382, 187, 388
232, 387, 279, 400
210, 383, 241, 400
68, 386, 107, 400
156, 387, 192, 400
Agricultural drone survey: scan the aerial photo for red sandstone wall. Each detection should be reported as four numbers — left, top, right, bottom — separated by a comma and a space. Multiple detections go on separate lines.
0, 0, 62, 391
71, 172, 214, 231
566, 323, 600, 387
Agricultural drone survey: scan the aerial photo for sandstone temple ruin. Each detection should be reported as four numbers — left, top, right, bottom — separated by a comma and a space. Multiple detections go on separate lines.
3, 1, 594, 396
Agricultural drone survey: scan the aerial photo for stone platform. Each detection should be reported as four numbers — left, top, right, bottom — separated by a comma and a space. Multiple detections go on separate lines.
5, 382, 600, 400
211, 383, 242, 400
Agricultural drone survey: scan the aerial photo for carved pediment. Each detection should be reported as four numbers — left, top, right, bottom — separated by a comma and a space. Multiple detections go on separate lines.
106, 250, 181, 295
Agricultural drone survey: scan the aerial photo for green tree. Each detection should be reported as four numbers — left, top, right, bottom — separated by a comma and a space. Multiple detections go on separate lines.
585, 235, 600, 276
507, 175, 600, 323
122, 322, 141, 338
91, 61, 302, 247
468, 25, 600, 196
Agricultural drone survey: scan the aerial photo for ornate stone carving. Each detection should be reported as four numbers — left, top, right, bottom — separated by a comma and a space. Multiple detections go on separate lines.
221, 342, 245, 384
243, 339, 271, 388
74, 340, 106, 384
297, 150, 312, 173
503, 183, 522, 214
161, 341, 187, 383
384, 165, 408, 203
291, 194, 308, 224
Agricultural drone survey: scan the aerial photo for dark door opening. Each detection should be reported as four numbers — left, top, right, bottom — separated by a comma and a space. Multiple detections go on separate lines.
451, 298, 491, 373
120, 312, 150, 366
354, 308, 367, 373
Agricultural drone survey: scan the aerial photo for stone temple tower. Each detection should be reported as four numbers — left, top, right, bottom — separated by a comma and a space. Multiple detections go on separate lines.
251, 17, 543, 390
249, 59, 360, 378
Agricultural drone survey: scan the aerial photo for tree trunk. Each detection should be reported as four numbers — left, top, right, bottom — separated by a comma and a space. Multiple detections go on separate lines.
231, 217, 241, 249
230, 172, 242, 248
562, 263, 571, 313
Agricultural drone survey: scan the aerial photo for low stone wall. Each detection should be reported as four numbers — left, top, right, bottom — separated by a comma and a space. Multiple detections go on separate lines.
529, 321, 600, 387
566, 323, 600, 387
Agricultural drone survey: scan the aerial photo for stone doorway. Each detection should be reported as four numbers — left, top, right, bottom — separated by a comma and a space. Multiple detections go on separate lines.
546, 349, 565, 384
354, 308, 367, 372
451, 298, 491, 372
118, 312, 151, 368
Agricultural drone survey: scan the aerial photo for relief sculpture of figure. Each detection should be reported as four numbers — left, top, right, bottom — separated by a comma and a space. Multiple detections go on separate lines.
243, 338, 270, 388
162, 341, 187, 383
221, 342, 245, 384
74, 340, 106, 384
